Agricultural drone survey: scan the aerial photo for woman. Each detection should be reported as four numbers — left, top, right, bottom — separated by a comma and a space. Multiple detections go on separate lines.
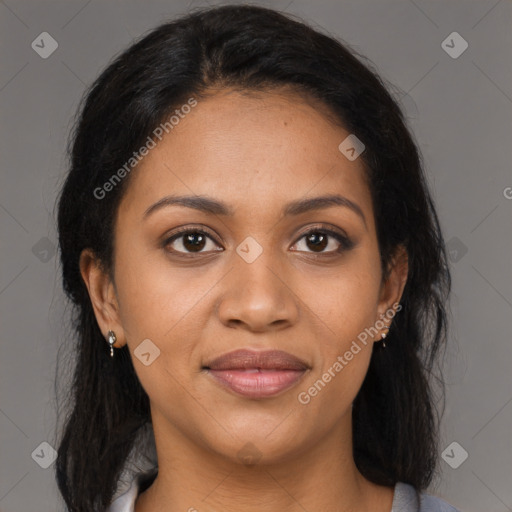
54, 4, 459, 511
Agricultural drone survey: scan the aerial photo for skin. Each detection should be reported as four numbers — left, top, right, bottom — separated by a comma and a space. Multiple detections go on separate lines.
80, 87, 408, 512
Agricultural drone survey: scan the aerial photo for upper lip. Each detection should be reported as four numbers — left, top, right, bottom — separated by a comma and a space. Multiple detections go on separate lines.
204, 349, 309, 371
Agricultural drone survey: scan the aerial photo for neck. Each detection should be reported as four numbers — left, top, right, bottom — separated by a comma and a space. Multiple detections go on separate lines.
135, 409, 394, 512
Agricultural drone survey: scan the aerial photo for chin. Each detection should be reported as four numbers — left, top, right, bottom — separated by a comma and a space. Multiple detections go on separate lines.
206, 424, 310, 467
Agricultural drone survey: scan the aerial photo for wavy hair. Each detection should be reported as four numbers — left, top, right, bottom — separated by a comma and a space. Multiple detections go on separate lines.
54, 4, 452, 511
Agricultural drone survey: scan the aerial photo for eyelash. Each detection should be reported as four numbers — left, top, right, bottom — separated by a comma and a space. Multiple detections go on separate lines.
163, 224, 354, 257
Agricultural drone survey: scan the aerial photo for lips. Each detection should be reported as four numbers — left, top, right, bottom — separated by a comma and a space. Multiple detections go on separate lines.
205, 349, 309, 371
204, 349, 309, 399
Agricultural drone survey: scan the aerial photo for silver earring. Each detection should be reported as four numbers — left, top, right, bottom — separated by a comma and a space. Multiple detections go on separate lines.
381, 325, 390, 348
380, 303, 400, 348
107, 330, 117, 357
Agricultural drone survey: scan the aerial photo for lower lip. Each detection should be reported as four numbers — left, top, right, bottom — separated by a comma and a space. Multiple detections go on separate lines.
207, 369, 307, 399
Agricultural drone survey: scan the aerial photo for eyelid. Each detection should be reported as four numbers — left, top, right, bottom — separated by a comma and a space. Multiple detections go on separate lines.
294, 222, 349, 241
165, 224, 218, 238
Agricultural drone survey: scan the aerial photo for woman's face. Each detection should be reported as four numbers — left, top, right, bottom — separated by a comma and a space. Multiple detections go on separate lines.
85, 88, 407, 465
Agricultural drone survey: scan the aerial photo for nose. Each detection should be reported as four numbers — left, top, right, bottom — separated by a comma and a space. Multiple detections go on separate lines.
215, 251, 300, 333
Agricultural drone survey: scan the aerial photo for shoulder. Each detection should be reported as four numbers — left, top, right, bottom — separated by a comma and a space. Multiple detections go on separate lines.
108, 424, 158, 511
108, 475, 139, 512
108, 469, 158, 512
419, 492, 461, 512
392, 482, 461, 512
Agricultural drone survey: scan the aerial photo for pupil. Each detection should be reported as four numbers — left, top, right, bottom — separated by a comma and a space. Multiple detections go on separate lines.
307, 232, 327, 252
184, 233, 205, 251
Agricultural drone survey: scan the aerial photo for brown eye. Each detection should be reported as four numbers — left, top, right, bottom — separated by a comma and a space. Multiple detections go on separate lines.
292, 227, 354, 254
304, 232, 329, 252
164, 228, 222, 255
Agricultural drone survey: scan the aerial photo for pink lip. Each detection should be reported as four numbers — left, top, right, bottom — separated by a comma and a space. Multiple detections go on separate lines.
204, 349, 309, 399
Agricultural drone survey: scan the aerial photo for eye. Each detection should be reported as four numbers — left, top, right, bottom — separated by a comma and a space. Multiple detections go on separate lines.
164, 227, 223, 255
163, 224, 354, 257
291, 225, 354, 254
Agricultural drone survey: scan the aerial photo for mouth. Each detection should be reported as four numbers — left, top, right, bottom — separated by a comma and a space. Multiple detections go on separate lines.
203, 349, 310, 399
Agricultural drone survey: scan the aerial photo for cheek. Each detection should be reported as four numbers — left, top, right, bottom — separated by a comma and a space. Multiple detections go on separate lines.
294, 265, 380, 410
296, 345, 373, 434
296, 301, 376, 421
311, 265, 382, 347
114, 244, 203, 343
112, 252, 214, 408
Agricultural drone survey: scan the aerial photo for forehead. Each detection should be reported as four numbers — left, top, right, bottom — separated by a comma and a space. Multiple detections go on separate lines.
117, 88, 373, 226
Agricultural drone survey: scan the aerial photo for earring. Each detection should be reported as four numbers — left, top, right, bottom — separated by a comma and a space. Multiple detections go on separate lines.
380, 325, 390, 348
379, 303, 400, 348
107, 330, 117, 357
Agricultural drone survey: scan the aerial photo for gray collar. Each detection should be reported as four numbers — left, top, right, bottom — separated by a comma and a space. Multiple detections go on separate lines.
391, 482, 420, 512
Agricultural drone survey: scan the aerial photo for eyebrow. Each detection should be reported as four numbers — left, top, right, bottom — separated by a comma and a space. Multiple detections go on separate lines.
143, 193, 367, 227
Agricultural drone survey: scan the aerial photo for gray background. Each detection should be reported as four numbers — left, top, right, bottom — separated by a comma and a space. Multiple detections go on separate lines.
1, 0, 511, 511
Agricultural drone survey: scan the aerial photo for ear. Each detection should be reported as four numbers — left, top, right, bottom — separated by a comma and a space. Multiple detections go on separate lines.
79, 248, 126, 349
375, 244, 408, 339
